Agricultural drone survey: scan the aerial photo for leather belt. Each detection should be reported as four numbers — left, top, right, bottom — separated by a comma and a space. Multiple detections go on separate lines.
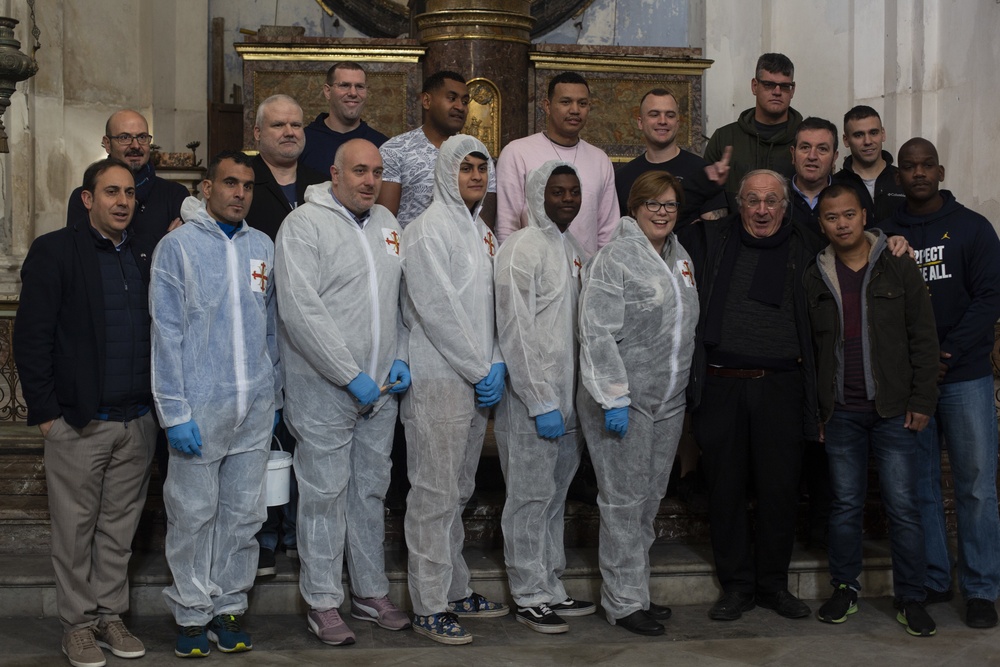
707, 367, 771, 380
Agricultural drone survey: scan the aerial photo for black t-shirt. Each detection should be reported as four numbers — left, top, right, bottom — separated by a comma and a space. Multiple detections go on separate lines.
615, 149, 727, 228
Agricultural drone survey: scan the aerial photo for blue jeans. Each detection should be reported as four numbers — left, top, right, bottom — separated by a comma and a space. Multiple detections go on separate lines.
917, 375, 1000, 601
825, 410, 925, 602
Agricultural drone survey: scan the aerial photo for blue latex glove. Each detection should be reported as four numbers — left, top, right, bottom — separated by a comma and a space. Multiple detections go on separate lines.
388, 359, 411, 394
273, 410, 281, 433
535, 409, 566, 440
604, 407, 629, 437
348, 372, 381, 406
475, 362, 507, 407
167, 420, 203, 457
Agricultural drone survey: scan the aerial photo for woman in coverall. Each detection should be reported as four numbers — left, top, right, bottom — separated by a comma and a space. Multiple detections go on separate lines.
400, 134, 508, 645
577, 170, 700, 636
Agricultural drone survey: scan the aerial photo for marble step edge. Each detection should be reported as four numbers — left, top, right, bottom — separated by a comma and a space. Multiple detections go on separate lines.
0, 542, 899, 618
0, 541, 891, 588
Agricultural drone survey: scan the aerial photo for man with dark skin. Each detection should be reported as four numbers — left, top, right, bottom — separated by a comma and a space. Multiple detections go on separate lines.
378, 71, 495, 228
495, 162, 595, 635
496, 72, 618, 258
877, 138, 1000, 629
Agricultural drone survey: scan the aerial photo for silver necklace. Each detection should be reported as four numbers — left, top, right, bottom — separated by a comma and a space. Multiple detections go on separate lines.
543, 132, 580, 164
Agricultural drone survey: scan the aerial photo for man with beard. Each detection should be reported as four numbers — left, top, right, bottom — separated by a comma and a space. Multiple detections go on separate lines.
67, 109, 189, 244
378, 70, 495, 228
495, 71, 618, 258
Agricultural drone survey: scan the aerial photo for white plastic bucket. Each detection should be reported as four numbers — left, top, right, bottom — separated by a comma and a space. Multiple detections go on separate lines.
265, 436, 293, 506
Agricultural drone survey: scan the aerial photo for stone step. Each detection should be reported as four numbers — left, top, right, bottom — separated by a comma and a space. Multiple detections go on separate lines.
0, 541, 896, 620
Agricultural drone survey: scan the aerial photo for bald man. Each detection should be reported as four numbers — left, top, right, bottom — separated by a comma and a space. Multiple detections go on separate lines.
276, 138, 411, 646
877, 138, 1000, 629
67, 109, 189, 245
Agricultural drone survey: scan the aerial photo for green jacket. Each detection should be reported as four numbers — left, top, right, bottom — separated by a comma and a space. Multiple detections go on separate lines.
704, 106, 803, 203
804, 230, 939, 423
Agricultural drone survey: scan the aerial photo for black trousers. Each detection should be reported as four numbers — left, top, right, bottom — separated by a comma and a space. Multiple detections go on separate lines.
693, 370, 804, 594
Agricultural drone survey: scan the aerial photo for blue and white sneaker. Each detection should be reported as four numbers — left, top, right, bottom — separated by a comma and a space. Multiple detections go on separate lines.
412, 612, 473, 645
448, 592, 509, 618
206, 614, 252, 653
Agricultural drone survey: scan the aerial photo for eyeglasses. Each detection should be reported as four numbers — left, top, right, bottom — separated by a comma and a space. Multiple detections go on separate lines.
756, 79, 796, 93
643, 200, 679, 213
107, 133, 152, 146
332, 82, 367, 92
741, 196, 786, 210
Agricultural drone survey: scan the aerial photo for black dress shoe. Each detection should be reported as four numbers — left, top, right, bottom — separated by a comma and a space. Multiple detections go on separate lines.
646, 602, 672, 621
617, 610, 664, 636
756, 590, 811, 619
709, 591, 755, 621
966, 598, 999, 628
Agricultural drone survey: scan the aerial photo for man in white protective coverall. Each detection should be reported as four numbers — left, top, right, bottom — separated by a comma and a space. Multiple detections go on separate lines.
400, 134, 509, 645
150, 150, 282, 658
494, 160, 597, 635
275, 138, 412, 646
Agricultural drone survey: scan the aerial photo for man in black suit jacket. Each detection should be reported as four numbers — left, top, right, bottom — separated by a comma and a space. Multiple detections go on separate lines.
14, 158, 159, 667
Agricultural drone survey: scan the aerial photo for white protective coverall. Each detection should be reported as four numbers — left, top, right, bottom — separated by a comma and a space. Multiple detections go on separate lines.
400, 134, 502, 616
493, 160, 586, 608
576, 218, 699, 622
151, 196, 282, 626
275, 183, 405, 610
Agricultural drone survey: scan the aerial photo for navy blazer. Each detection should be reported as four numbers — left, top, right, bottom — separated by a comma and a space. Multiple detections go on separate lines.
13, 218, 153, 427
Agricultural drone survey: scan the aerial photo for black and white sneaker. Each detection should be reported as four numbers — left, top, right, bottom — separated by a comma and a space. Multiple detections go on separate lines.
550, 597, 597, 617
514, 604, 569, 634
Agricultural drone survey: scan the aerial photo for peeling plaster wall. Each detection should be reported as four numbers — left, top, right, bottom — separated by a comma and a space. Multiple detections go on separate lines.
210, 0, 365, 106
703, 0, 1000, 228
3, 0, 209, 263
3, 0, 998, 272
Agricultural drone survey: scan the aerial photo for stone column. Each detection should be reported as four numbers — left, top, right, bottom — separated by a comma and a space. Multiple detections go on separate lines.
415, 0, 533, 155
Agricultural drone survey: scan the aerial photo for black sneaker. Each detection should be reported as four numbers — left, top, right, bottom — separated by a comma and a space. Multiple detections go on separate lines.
923, 587, 953, 604
709, 592, 755, 621
756, 590, 811, 619
966, 598, 999, 629
817, 584, 858, 624
549, 598, 596, 617
514, 604, 568, 634
256, 547, 276, 577
896, 601, 936, 637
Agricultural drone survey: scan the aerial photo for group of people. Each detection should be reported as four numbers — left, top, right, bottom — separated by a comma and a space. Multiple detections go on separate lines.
12, 51, 1000, 667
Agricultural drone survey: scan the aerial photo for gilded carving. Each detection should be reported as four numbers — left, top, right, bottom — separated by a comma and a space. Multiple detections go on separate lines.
462, 78, 501, 157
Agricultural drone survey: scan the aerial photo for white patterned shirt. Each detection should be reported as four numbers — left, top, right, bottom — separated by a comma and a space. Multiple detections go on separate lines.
380, 127, 496, 228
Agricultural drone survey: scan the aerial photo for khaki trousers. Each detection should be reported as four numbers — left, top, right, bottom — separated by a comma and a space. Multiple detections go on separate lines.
44, 413, 157, 629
